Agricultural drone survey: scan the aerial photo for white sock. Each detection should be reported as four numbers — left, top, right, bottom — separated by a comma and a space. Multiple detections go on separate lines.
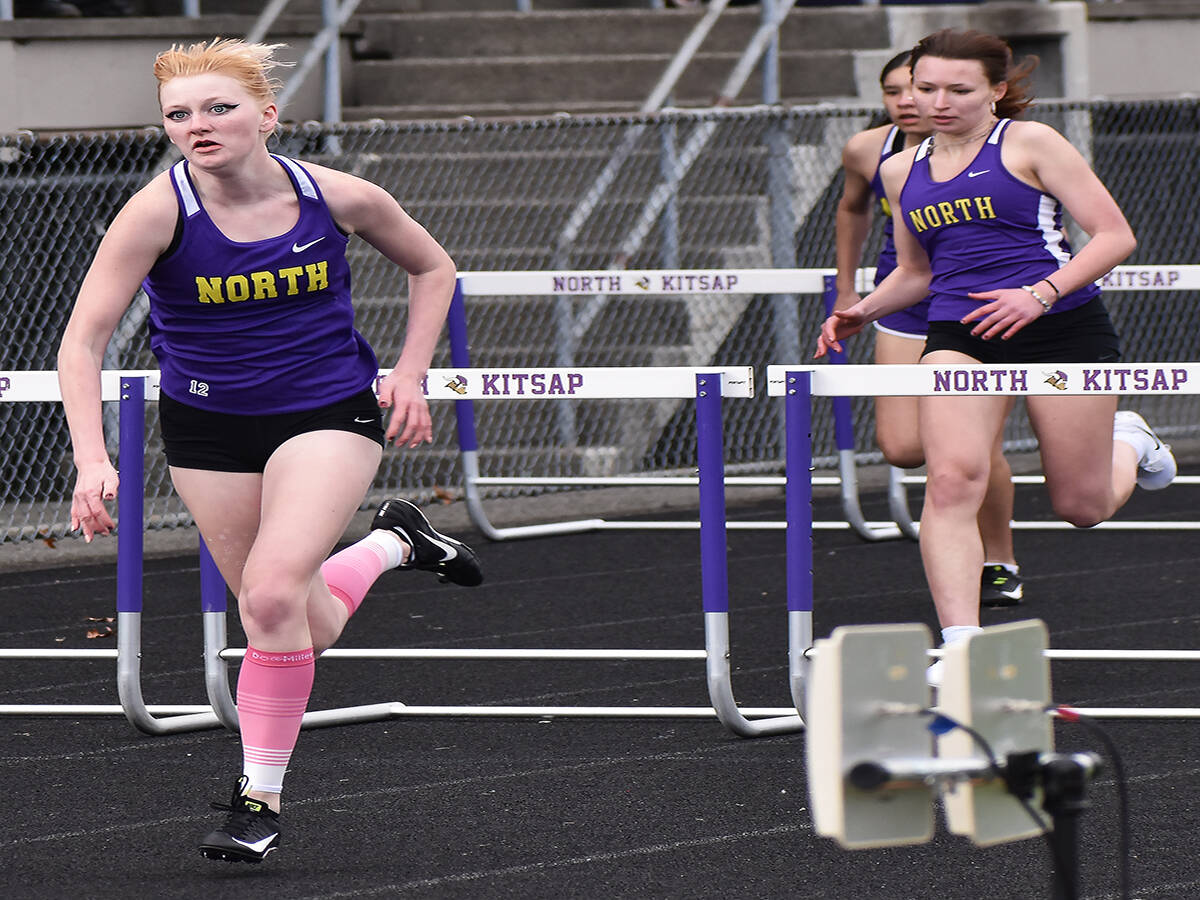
363, 529, 408, 569
983, 561, 1019, 575
941, 625, 984, 646
1113, 420, 1156, 460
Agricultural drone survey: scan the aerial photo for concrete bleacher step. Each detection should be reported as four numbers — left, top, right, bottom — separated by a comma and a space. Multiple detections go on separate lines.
343, 6, 888, 117
351, 8, 886, 59
350, 50, 858, 112
342, 101, 642, 121
322, 143, 777, 204
169, 3, 892, 120
200, 0, 656, 12
339, 184, 770, 273
411, 197, 763, 247
337, 6, 888, 119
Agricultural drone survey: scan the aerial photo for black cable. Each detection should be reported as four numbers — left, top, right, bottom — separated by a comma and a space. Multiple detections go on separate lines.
1054, 707, 1132, 900
921, 708, 1076, 900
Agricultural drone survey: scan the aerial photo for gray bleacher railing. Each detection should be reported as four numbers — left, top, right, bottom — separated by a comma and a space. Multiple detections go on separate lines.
2, 99, 1199, 542
0, 0, 196, 16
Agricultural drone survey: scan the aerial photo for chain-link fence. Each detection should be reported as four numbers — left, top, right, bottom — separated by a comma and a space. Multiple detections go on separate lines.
3, 100, 1200, 541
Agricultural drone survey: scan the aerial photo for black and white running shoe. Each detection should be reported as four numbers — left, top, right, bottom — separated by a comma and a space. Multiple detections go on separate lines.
372, 498, 483, 587
980, 564, 1023, 607
199, 776, 281, 863
1114, 410, 1176, 491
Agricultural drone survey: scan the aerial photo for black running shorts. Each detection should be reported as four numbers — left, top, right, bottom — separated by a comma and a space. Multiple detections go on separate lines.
922, 297, 1121, 364
159, 387, 386, 473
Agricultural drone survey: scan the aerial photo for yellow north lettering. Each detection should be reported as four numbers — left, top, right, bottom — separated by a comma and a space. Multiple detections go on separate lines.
953, 198, 974, 220
937, 201, 959, 224
974, 195, 996, 219
279, 266, 304, 295
197, 262, 329, 305
196, 276, 224, 304
251, 270, 278, 300
304, 260, 329, 292
922, 205, 942, 228
908, 208, 928, 233
225, 274, 251, 302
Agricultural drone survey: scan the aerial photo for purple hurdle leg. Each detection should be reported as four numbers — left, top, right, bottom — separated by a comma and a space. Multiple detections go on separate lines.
822, 274, 902, 541
200, 536, 239, 729
696, 373, 802, 737
785, 369, 815, 714
448, 278, 507, 540
115, 375, 221, 734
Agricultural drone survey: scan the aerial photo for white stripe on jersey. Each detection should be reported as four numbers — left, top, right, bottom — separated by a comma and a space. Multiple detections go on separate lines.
171, 161, 200, 218
880, 125, 901, 163
273, 155, 319, 200
1037, 193, 1071, 266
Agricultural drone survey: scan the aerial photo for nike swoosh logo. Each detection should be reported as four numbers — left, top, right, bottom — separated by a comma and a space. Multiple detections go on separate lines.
292, 237, 325, 253
426, 534, 459, 562
354, 417, 374, 424
967, 170, 990, 178
231, 834, 277, 853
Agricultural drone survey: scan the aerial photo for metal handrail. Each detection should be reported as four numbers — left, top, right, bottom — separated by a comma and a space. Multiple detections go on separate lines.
553, 0, 733, 263
557, 0, 798, 346
617, 0, 797, 263
245, 0, 292, 43
275, 0, 360, 123
176, 0, 356, 125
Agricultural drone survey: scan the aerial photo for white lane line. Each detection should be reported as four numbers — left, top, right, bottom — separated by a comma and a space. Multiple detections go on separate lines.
293, 824, 809, 899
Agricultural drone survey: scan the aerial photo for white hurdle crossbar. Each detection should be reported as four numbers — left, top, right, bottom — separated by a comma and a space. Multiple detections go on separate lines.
450, 269, 828, 540
824, 265, 1200, 540
771, 363, 1200, 719
0, 367, 802, 738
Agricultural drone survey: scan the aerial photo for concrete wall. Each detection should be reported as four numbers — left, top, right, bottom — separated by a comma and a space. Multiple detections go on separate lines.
853, 1, 1091, 103
1088, 15, 1200, 99
0, 17, 342, 132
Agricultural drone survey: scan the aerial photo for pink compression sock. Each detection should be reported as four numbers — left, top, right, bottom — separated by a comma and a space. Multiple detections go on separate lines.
237, 646, 316, 794
320, 532, 402, 617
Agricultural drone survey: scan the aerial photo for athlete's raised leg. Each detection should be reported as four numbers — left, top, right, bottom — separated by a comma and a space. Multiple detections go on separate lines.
1028, 393, 1130, 527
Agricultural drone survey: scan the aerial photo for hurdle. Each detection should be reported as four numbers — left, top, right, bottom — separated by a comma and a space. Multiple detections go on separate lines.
450, 268, 833, 539
449, 265, 1200, 544
0, 371, 221, 733
822, 264, 1200, 540
0, 367, 802, 738
770, 362, 1200, 720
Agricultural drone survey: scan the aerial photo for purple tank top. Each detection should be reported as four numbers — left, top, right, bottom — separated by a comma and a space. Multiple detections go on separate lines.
870, 125, 903, 284
143, 155, 378, 414
871, 126, 932, 336
899, 119, 1099, 322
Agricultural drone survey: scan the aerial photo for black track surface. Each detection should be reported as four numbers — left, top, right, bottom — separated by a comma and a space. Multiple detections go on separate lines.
2, 476, 1198, 899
